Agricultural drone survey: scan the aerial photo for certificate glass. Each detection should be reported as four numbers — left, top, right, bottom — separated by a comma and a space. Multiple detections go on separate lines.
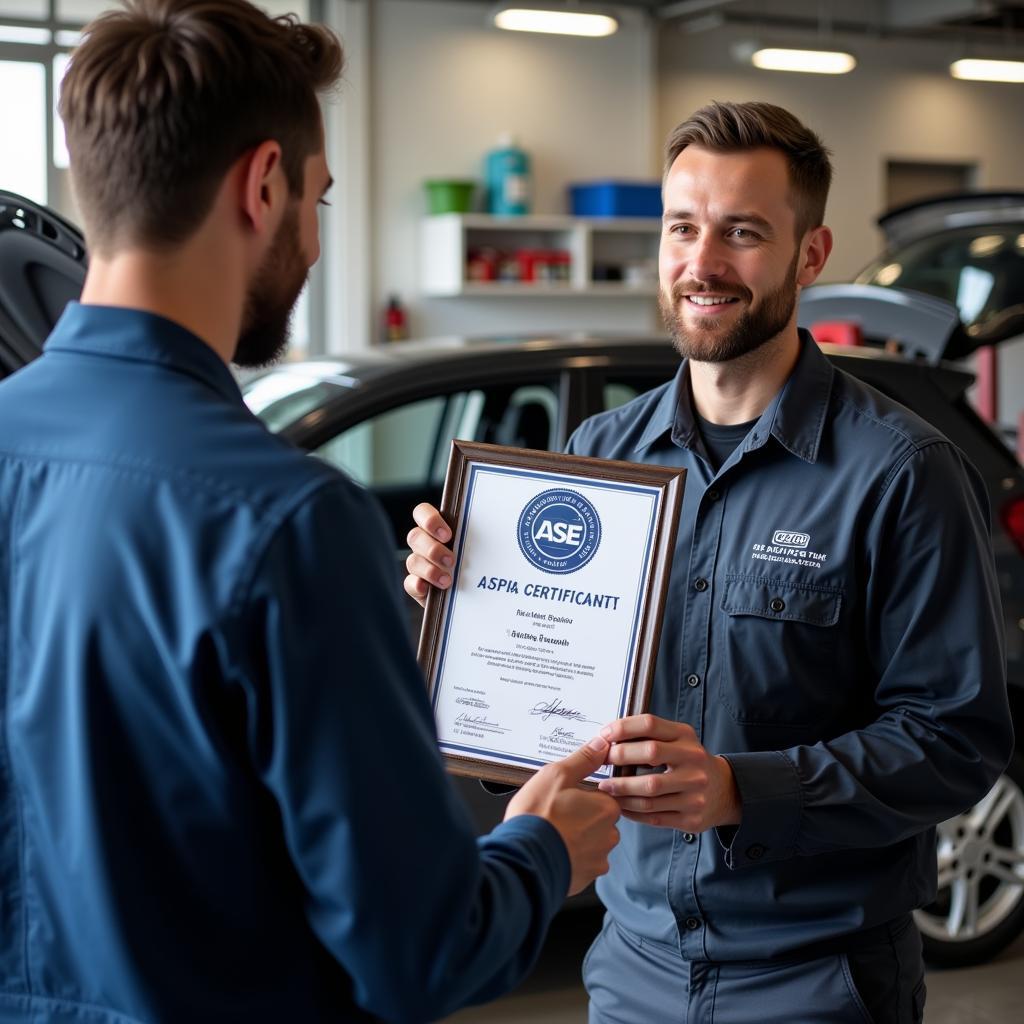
418, 442, 685, 787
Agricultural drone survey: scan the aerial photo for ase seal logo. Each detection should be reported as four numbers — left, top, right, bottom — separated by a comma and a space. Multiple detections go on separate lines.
517, 488, 601, 575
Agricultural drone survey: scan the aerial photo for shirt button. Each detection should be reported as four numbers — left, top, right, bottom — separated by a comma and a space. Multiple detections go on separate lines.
686, 673, 700, 688
683, 832, 696, 843
707, 489, 720, 502
694, 577, 709, 592
685, 916, 701, 930
746, 843, 767, 860
769, 597, 785, 612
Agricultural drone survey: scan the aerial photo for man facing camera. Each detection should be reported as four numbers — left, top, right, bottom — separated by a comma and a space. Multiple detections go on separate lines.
405, 101, 1012, 1024
0, 2, 619, 1022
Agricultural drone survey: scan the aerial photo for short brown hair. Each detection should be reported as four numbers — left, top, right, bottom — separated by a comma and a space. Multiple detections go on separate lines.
59, 0, 344, 254
664, 101, 832, 237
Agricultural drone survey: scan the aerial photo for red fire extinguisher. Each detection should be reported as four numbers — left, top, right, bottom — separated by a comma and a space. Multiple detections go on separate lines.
383, 295, 408, 343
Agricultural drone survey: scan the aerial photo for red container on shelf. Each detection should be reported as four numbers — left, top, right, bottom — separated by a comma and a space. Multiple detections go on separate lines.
516, 249, 571, 283
516, 249, 544, 282
466, 247, 499, 281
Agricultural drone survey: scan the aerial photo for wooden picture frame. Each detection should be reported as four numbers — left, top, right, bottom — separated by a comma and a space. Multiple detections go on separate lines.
418, 441, 685, 788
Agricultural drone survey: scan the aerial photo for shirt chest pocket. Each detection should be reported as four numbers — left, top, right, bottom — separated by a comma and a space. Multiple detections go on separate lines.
716, 573, 844, 728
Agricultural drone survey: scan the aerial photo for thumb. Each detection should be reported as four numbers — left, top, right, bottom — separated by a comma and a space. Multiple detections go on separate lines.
555, 733, 611, 783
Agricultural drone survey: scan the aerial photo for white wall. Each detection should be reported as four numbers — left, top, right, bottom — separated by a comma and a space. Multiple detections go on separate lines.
656, 21, 1024, 436
369, 0, 661, 341
657, 23, 1024, 281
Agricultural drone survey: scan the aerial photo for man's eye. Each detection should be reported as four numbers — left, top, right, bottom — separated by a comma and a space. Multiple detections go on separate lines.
318, 198, 332, 208
669, 224, 691, 236
730, 228, 757, 240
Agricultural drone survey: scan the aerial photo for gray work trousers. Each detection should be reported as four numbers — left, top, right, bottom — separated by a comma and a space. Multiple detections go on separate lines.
585, 914, 926, 1024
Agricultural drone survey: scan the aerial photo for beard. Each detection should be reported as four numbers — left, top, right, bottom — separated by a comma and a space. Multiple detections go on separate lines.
233, 203, 309, 369
659, 249, 800, 364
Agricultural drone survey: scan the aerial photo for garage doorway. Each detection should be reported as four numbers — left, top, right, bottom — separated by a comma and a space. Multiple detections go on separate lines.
886, 159, 976, 209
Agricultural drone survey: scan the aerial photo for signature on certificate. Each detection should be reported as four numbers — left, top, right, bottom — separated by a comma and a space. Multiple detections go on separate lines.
529, 697, 595, 724
455, 712, 505, 730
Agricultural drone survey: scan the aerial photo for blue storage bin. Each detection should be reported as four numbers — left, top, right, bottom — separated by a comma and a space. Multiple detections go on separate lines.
569, 180, 662, 218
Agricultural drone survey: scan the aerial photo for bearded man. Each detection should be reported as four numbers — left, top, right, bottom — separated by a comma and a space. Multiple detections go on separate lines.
0, 3, 623, 1022
405, 101, 1012, 1024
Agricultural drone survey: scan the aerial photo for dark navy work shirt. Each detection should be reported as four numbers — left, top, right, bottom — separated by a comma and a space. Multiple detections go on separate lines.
567, 332, 1012, 962
0, 304, 569, 1024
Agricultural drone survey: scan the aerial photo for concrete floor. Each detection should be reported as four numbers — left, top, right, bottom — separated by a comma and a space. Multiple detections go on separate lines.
443, 908, 1024, 1023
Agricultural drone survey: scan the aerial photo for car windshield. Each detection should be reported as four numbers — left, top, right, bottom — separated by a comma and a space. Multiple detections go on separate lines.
855, 224, 1024, 343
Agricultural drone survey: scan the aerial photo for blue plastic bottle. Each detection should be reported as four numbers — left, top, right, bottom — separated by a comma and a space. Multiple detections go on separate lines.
485, 133, 531, 216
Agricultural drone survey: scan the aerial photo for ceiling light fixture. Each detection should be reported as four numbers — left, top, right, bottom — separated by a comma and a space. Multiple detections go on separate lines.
491, 3, 618, 38
950, 58, 1024, 83
732, 41, 856, 74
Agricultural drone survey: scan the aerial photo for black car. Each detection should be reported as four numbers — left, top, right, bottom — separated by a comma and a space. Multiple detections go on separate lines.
855, 190, 1024, 354
2, 189, 1023, 967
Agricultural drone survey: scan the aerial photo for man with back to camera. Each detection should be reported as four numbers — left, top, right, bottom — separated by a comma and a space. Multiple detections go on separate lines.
0, 2, 622, 1022
405, 101, 1013, 1023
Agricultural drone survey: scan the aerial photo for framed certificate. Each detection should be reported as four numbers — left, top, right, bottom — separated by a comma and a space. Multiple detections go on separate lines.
418, 442, 685, 787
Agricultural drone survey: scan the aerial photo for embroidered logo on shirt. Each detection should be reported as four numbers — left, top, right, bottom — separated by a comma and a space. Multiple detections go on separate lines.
772, 530, 810, 548
750, 531, 828, 570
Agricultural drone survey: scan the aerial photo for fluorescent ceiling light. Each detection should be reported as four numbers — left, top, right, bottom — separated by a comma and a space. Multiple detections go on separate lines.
950, 58, 1024, 83
749, 46, 856, 74
492, 5, 618, 37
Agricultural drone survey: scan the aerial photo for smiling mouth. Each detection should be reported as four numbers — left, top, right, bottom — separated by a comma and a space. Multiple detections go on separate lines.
686, 295, 740, 307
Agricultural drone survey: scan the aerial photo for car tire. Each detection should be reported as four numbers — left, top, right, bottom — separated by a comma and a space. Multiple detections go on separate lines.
915, 749, 1024, 967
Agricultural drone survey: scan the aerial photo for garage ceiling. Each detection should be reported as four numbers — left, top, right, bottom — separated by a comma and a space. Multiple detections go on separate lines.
468, 1, 1024, 42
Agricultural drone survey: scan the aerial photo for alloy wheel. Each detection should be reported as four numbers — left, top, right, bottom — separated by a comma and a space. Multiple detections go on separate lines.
916, 769, 1024, 952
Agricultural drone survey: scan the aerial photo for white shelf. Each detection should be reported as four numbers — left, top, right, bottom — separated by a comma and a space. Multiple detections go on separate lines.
585, 282, 659, 296
457, 282, 574, 297
420, 213, 660, 297
455, 282, 658, 298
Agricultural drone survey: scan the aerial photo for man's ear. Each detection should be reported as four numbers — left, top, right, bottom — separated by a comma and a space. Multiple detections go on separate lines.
238, 140, 285, 236
797, 225, 833, 288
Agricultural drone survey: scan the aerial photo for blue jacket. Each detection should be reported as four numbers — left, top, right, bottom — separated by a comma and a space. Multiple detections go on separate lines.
567, 333, 1012, 961
0, 304, 569, 1024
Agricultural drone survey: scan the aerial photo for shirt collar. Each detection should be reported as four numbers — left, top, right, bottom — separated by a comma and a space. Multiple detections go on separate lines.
633, 359, 690, 453
757, 329, 835, 463
44, 302, 243, 404
633, 329, 834, 464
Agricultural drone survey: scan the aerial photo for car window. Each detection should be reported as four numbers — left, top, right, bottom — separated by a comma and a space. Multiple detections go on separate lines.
430, 390, 487, 481
316, 395, 449, 487
603, 373, 675, 412
312, 378, 559, 494
488, 384, 559, 453
856, 224, 1024, 342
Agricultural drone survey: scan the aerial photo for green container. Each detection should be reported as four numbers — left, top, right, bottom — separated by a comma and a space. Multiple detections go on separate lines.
424, 179, 477, 215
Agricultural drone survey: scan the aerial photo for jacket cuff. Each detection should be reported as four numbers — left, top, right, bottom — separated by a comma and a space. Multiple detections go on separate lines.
485, 814, 571, 899
715, 750, 801, 869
